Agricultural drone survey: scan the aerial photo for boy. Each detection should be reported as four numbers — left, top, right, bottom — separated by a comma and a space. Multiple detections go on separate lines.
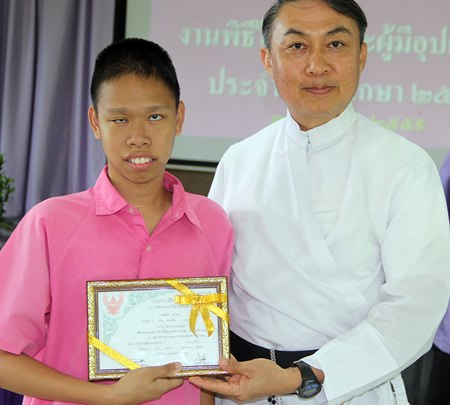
0, 38, 233, 405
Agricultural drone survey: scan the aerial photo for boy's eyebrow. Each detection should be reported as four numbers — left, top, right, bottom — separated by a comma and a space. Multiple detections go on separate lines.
283, 25, 353, 39
104, 107, 129, 114
104, 105, 172, 114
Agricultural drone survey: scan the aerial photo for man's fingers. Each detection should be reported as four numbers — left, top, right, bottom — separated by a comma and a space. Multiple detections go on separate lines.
189, 356, 251, 396
219, 357, 239, 374
189, 376, 207, 389
189, 376, 237, 396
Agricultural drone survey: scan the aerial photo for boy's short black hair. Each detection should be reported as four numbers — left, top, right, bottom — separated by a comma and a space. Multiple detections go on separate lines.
90, 38, 180, 111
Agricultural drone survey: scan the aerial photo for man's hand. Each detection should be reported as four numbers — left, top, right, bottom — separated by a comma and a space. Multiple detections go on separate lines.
105, 362, 184, 405
189, 357, 301, 402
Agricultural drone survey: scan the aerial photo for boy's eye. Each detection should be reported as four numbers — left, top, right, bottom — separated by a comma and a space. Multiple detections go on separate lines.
149, 114, 162, 121
112, 118, 127, 123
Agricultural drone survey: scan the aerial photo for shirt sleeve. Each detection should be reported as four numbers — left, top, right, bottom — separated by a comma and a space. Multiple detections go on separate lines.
303, 156, 450, 404
206, 190, 234, 279
218, 222, 234, 279
209, 157, 235, 277
208, 158, 226, 206
0, 207, 51, 357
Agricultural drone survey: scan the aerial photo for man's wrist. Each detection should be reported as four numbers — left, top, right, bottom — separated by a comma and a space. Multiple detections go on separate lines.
284, 364, 302, 394
282, 363, 324, 395
290, 361, 323, 399
311, 365, 325, 384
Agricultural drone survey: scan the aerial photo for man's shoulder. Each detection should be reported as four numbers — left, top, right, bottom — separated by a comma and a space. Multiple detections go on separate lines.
355, 113, 433, 168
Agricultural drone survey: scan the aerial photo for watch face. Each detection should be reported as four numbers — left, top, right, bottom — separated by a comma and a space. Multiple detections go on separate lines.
299, 382, 322, 399
292, 361, 322, 399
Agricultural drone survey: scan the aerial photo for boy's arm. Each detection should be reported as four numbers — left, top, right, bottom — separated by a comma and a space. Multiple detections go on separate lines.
0, 349, 183, 405
200, 389, 215, 405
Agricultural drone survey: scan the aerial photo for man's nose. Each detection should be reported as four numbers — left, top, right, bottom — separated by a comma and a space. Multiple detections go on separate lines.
305, 49, 331, 76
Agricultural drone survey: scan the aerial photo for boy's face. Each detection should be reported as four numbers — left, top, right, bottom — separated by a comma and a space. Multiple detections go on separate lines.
88, 74, 184, 195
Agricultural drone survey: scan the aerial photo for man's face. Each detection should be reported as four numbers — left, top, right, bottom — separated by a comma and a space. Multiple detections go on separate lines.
88, 74, 184, 195
261, 0, 367, 130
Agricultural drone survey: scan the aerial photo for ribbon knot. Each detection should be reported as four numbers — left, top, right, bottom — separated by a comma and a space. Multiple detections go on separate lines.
166, 279, 229, 336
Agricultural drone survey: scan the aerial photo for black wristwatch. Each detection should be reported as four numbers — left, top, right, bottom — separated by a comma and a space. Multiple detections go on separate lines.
291, 360, 322, 398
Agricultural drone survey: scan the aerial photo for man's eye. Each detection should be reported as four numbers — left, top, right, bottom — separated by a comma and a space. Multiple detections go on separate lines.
112, 118, 127, 123
290, 43, 304, 50
149, 114, 162, 121
330, 41, 344, 48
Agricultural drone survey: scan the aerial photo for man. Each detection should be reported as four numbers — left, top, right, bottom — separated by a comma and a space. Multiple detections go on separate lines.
0, 38, 233, 405
190, 0, 450, 404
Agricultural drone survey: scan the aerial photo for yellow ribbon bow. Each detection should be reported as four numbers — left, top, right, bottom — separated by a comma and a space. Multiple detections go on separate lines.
166, 279, 229, 336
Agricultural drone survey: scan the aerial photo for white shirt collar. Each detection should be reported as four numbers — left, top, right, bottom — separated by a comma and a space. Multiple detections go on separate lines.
286, 103, 357, 150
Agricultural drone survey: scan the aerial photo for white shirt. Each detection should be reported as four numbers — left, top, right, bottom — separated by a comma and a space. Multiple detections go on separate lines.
210, 104, 450, 405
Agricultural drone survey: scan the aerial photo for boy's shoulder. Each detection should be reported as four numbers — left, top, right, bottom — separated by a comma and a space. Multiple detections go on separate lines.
185, 192, 229, 221
22, 189, 94, 230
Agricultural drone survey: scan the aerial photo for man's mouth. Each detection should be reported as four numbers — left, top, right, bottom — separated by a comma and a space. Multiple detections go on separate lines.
305, 86, 333, 95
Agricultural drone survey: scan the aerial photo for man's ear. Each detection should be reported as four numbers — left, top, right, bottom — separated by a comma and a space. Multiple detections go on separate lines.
175, 100, 185, 137
260, 48, 273, 77
359, 42, 368, 73
88, 106, 101, 140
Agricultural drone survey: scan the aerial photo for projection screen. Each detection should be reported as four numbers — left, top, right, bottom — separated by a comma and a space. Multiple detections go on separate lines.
126, 0, 450, 169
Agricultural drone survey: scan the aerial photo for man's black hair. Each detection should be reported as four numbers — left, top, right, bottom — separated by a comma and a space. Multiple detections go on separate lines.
262, 0, 368, 49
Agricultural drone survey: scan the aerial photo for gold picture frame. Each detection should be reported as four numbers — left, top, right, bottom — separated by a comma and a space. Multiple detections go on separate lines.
87, 276, 229, 381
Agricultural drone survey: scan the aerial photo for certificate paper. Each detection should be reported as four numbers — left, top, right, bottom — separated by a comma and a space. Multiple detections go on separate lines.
87, 277, 229, 380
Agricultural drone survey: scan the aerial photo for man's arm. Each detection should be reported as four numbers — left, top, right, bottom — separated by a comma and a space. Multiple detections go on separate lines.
0, 349, 183, 405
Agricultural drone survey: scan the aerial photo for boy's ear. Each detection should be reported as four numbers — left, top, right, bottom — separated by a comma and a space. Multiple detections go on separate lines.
88, 106, 101, 139
175, 100, 185, 137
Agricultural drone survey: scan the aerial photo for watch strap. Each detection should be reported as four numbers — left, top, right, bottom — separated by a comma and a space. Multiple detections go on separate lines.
291, 360, 322, 398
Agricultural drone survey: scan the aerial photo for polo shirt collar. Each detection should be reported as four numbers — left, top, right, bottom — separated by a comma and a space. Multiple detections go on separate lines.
93, 166, 201, 229
163, 171, 202, 229
94, 167, 128, 215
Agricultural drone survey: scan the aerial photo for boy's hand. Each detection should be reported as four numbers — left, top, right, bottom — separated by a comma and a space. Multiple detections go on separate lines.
105, 362, 183, 405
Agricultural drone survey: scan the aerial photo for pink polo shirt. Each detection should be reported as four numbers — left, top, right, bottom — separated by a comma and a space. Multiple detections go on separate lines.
0, 167, 233, 405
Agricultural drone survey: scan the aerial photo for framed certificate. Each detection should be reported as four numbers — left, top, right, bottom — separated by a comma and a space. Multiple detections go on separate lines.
87, 277, 229, 381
